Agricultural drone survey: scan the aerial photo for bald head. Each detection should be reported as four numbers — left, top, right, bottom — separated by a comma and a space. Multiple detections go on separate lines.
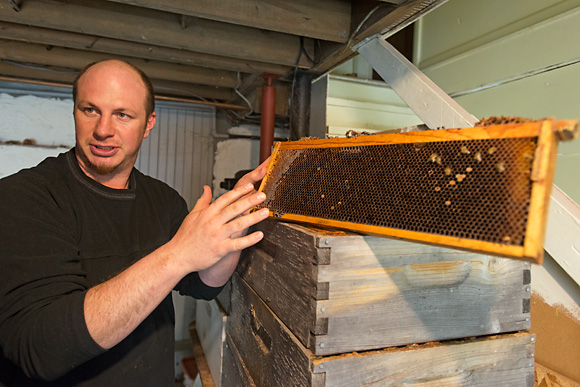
73, 59, 155, 117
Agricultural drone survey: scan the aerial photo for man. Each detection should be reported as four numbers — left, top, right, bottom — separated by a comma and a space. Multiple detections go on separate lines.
0, 59, 269, 385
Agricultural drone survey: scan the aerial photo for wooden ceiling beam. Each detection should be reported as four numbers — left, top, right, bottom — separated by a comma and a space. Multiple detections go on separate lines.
0, 0, 313, 68
0, 39, 241, 88
0, 21, 291, 76
0, 61, 78, 85
0, 61, 236, 102
105, 0, 351, 43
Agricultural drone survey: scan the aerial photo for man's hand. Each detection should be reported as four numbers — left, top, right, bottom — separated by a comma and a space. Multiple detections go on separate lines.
169, 183, 268, 275
169, 158, 270, 284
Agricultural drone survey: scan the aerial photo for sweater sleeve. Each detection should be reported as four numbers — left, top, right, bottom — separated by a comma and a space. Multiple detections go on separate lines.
176, 272, 225, 300
0, 173, 105, 381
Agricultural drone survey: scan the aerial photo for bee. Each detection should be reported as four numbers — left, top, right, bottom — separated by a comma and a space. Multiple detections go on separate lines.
474, 152, 482, 162
460, 146, 470, 154
413, 142, 427, 151
496, 162, 506, 173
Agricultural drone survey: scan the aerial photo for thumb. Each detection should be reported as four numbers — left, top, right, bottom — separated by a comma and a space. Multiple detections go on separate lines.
192, 185, 212, 212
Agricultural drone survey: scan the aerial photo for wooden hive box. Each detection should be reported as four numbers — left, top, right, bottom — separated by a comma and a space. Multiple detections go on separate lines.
237, 219, 531, 356
226, 273, 535, 387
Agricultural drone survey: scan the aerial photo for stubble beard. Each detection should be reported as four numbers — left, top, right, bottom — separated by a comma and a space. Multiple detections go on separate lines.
76, 145, 120, 175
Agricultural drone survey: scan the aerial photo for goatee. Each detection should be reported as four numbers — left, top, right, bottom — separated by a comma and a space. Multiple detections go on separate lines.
76, 147, 118, 175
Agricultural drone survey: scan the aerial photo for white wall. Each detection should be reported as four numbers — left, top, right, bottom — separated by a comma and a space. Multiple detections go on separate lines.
212, 124, 289, 198
0, 92, 75, 146
0, 92, 73, 178
326, 75, 422, 136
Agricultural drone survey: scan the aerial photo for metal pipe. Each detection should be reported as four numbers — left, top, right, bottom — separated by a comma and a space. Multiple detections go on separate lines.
260, 74, 277, 163
0, 75, 249, 110
291, 70, 313, 140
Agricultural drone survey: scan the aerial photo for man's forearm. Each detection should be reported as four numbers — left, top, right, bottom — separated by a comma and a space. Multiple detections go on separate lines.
84, 244, 184, 349
198, 251, 240, 287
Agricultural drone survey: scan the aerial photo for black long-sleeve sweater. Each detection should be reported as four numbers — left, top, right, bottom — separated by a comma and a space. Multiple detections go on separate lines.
0, 149, 221, 386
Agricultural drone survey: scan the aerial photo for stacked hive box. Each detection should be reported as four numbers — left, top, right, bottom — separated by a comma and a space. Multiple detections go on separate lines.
198, 219, 535, 386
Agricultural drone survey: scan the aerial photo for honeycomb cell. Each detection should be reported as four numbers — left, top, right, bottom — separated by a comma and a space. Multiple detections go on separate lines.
258, 137, 537, 246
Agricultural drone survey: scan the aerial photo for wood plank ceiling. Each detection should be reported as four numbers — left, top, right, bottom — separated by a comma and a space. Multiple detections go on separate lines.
0, 0, 445, 119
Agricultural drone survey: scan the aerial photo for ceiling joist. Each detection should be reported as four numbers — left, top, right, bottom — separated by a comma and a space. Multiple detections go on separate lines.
0, 0, 314, 68
105, 0, 352, 43
0, 0, 447, 117
0, 21, 290, 75
0, 39, 240, 88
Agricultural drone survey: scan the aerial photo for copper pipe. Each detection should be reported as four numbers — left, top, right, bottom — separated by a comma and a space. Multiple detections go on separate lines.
260, 74, 277, 163
155, 95, 247, 110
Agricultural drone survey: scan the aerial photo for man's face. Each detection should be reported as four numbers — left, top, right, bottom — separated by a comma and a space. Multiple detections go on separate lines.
74, 61, 155, 187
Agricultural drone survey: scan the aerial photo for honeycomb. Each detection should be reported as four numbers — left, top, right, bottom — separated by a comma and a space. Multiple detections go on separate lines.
258, 137, 537, 247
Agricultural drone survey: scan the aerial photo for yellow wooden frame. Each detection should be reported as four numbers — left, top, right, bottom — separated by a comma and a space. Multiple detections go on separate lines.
257, 119, 578, 263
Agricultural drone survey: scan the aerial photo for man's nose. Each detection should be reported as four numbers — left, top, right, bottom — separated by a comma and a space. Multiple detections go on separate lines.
94, 115, 115, 138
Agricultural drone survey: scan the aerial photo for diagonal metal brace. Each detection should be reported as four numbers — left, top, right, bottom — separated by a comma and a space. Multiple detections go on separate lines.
357, 36, 478, 129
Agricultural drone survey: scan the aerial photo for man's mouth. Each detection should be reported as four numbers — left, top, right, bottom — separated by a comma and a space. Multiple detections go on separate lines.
90, 144, 118, 157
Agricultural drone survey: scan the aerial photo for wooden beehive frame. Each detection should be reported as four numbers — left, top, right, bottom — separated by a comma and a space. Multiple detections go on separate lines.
258, 119, 578, 263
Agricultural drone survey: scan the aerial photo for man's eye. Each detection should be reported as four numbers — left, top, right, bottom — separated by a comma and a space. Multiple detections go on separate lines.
118, 112, 131, 119
84, 107, 96, 114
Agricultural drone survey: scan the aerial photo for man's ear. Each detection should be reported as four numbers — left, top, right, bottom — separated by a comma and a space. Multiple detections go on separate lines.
144, 112, 156, 139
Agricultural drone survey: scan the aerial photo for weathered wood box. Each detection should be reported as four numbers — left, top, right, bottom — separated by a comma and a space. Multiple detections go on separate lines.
236, 219, 532, 356
226, 273, 535, 386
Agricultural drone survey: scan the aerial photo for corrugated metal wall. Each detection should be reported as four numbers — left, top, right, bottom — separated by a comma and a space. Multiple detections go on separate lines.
136, 100, 215, 210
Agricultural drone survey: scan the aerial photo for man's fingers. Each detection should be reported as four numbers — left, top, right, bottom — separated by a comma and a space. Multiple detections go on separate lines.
213, 185, 265, 224
212, 183, 255, 210
235, 157, 270, 188
191, 185, 212, 212
228, 230, 264, 252
224, 207, 268, 237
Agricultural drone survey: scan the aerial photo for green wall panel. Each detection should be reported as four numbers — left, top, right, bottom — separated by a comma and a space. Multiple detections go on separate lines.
454, 63, 580, 201
415, 0, 580, 202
